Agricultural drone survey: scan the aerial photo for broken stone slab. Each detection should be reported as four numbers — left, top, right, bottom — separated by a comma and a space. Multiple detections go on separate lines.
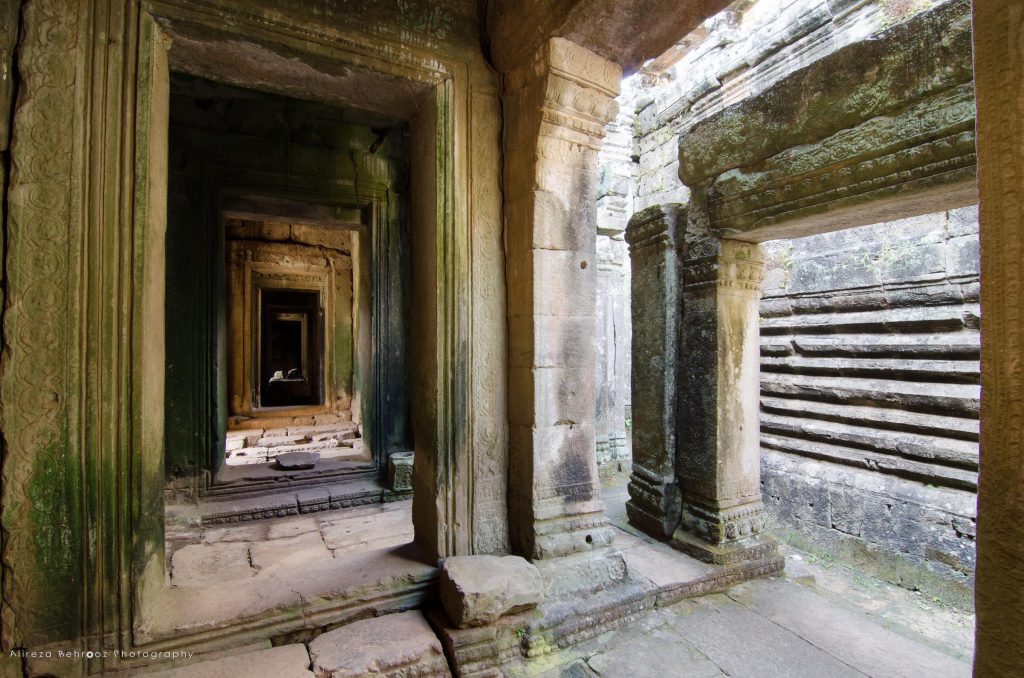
275, 451, 320, 470
440, 555, 542, 628
309, 610, 451, 677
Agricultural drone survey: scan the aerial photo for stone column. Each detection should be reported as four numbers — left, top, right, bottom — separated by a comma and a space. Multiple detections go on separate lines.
672, 234, 776, 564
624, 204, 683, 538
504, 38, 622, 560
973, 1, 1024, 674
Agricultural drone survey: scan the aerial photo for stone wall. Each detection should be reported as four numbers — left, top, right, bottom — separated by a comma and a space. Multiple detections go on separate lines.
632, 0, 950, 212
599, 0, 979, 600
595, 103, 635, 477
759, 207, 979, 604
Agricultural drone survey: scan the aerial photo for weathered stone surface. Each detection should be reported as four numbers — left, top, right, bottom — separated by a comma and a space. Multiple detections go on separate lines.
275, 451, 320, 470
673, 237, 770, 562
504, 37, 620, 559
440, 555, 542, 628
757, 209, 980, 598
973, 2, 1024, 673
249, 531, 331, 571
668, 594, 865, 678
170, 543, 254, 588
680, 0, 976, 240
625, 204, 683, 538
309, 611, 451, 677
388, 451, 414, 492
148, 644, 314, 678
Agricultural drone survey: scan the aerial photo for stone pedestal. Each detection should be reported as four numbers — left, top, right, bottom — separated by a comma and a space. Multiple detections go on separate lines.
625, 205, 684, 538
388, 451, 414, 492
504, 38, 622, 559
672, 236, 774, 564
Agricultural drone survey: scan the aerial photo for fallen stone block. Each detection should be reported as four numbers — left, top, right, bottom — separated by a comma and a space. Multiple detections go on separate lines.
276, 451, 320, 470
309, 610, 451, 677
440, 555, 542, 628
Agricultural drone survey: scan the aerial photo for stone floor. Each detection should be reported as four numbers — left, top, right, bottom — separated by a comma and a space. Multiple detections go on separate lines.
166, 499, 414, 588
141, 487, 974, 677
147, 498, 430, 644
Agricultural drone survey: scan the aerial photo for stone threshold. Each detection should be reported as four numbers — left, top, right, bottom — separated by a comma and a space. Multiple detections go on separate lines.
432, 542, 784, 676
169, 477, 412, 525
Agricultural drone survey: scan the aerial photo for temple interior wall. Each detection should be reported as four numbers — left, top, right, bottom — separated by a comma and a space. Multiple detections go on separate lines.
759, 207, 979, 605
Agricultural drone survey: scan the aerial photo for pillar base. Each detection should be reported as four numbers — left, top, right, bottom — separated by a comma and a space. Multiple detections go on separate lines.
671, 528, 778, 566
625, 466, 680, 539
670, 499, 776, 565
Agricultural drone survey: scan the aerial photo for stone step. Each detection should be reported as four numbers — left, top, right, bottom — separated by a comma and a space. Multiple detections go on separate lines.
309, 610, 451, 677
760, 304, 979, 335
761, 433, 978, 490
762, 333, 979, 359
146, 643, 313, 677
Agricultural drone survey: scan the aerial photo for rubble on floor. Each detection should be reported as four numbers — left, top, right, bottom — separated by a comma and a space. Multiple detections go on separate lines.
224, 422, 364, 467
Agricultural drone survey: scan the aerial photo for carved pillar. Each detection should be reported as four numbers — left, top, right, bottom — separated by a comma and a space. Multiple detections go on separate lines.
504, 38, 621, 559
672, 234, 776, 564
624, 204, 683, 538
973, 1, 1024, 674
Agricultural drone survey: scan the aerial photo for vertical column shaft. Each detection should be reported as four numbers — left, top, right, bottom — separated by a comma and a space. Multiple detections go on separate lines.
503, 38, 622, 559
672, 235, 776, 564
624, 204, 684, 538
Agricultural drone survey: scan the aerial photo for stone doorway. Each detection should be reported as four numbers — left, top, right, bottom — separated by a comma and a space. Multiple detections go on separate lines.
163, 74, 414, 511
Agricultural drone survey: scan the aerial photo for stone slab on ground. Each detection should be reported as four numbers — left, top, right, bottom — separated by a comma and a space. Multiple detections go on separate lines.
171, 542, 253, 588
249, 530, 332, 570
147, 643, 313, 678
725, 578, 971, 678
440, 555, 542, 628
667, 593, 866, 678
585, 626, 725, 678
276, 450, 321, 470
623, 541, 711, 589
309, 610, 451, 677
320, 505, 413, 553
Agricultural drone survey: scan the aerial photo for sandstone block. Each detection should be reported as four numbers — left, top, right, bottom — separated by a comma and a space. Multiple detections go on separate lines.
276, 451, 320, 470
309, 610, 451, 677
440, 555, 542, 628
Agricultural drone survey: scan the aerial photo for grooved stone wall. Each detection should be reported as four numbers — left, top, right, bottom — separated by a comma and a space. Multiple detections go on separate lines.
759, 206, 979, 602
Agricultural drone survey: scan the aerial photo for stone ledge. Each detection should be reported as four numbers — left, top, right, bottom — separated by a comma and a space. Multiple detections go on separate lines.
433, 547, 783, 677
